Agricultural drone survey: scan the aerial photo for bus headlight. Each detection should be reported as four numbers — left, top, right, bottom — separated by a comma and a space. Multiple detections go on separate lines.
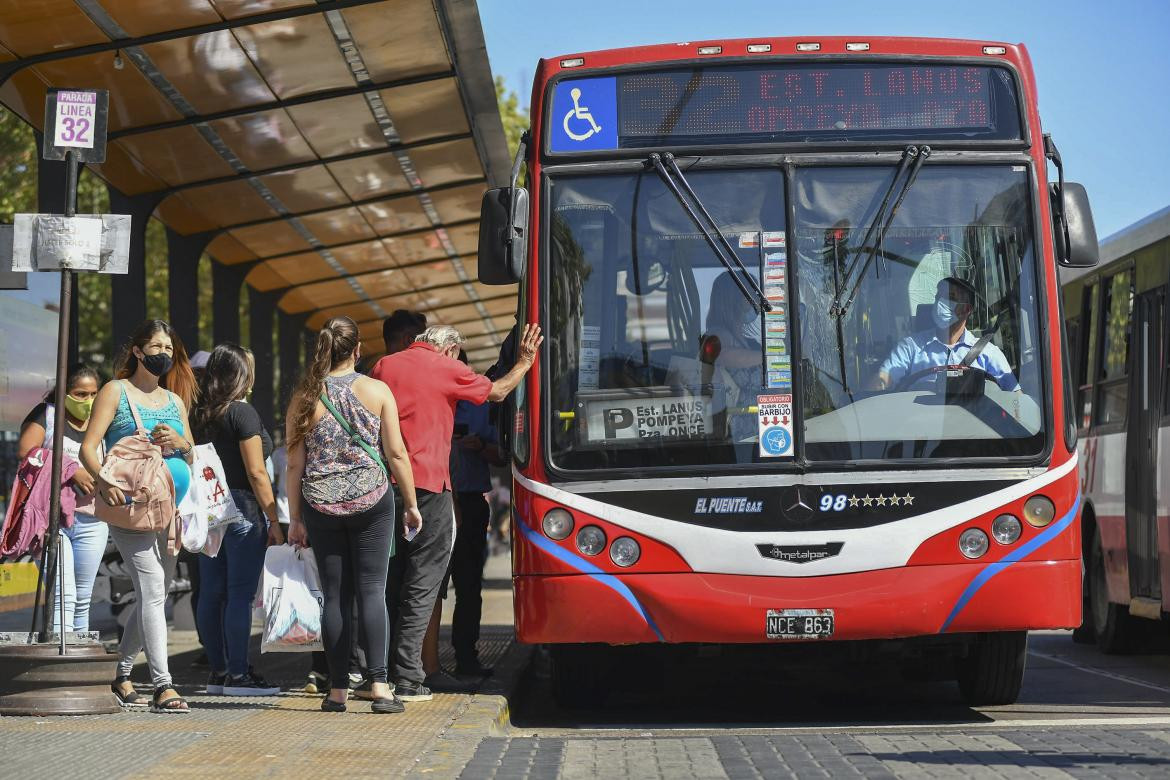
542, 508, 574, 540
991, 514, 1022, 545
958, 528, 989, 559
576, 525, 606, 556
1023, 495, 1056, 527
609, 537, 641, 567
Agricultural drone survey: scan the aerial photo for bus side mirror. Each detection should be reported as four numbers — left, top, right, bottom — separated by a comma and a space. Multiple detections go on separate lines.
1051, 182, 1098, 268
478, 186, 528, 284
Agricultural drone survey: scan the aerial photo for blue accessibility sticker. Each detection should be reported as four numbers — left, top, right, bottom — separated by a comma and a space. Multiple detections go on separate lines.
549, 77, 617, 152
760, 425, 792, 457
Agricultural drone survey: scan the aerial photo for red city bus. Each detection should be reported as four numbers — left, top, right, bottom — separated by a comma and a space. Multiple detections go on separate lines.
478, 37, 1100, 706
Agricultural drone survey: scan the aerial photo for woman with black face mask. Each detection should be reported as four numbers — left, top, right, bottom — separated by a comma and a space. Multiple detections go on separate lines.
82, 319, 198, 713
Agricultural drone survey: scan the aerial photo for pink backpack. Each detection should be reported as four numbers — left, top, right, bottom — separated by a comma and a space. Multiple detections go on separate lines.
94, 382, 177, 538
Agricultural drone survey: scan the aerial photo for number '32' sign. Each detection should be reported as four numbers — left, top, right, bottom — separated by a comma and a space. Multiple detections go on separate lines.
42, 88, 109, 163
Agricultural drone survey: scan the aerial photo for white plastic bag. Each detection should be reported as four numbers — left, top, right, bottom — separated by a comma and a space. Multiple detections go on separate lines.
259, 545, 324, 653
190, 444, 243, 529
178, 475, 208, 553
201, 524, 225, 558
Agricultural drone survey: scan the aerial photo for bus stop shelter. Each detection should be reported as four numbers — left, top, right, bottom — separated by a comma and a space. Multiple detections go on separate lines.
0, 0, 513, 427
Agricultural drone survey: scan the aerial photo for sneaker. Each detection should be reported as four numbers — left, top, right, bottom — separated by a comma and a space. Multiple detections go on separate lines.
222, 672, 281, 696
206, 671, 227, 695
348, 672, 364, 690
394, 681, 434, 701
304, 671, 327, 695
371, 694, 405, 714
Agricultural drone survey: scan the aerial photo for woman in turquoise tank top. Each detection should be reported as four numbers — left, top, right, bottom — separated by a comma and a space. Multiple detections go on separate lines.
81, 319, 198, 714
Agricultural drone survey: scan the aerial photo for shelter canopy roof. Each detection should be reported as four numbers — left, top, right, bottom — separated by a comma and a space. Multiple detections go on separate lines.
0, 0, 512, 364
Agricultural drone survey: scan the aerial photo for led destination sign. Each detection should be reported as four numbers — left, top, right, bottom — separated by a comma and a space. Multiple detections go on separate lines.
548, 64, 1022, 152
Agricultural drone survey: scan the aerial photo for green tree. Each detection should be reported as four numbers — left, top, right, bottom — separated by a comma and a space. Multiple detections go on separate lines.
495, 75, 530, 165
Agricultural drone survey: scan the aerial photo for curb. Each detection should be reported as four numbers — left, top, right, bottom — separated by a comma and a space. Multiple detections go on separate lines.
409, 639, 534, 776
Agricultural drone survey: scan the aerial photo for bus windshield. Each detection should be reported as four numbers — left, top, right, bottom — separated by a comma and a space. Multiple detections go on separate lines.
546, 163, 1045, 472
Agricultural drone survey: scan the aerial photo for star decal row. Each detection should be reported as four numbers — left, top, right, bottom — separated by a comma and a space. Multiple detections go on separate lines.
847, 493, 914, 507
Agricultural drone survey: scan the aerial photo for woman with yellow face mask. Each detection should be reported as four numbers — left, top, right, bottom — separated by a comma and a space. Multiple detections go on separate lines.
17, 364, 107, 633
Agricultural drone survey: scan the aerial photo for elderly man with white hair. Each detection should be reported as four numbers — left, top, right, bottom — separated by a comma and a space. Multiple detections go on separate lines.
368, 321, 542, 701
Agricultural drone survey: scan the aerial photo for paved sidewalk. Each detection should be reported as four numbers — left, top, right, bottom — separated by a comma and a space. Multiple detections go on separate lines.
1, 551, 521, 780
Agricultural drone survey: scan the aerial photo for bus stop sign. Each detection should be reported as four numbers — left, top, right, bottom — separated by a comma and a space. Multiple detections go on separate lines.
42, 88, 108, 163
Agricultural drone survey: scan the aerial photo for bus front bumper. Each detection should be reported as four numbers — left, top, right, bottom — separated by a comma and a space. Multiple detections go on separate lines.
513, 559, 1080, 644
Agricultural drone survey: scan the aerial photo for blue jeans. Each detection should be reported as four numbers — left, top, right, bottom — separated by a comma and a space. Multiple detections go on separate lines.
53, 512, 109, 633
196, 490, 268, 676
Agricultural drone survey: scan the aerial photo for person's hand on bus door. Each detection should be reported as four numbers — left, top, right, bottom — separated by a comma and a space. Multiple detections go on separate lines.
517, 323, 543, 366
487, 324, 544, 403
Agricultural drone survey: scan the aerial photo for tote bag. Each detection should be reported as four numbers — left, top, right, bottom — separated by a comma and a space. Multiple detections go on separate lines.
189, 443, 244, 529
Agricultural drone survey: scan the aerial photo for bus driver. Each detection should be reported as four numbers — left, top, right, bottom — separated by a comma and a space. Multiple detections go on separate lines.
871, 277, 1020, 393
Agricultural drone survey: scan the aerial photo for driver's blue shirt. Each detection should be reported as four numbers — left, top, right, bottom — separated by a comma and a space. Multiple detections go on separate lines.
880, 328, 1019, 391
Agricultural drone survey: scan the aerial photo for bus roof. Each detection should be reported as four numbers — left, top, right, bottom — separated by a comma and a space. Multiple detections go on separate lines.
1061, 204, 1170, 284
539, 36, 1029, 79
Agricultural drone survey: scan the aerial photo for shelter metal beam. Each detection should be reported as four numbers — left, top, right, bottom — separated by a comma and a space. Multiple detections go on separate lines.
212, 261, 248, 345
166, 132, 472, 195
110, 70, 454, 141
221, 178, 485, 232
278, 311, 308, 417
0, 0, 389, 87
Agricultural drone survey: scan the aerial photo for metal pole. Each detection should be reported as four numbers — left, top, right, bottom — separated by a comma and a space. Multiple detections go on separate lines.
58, 534, 67, 654
37, 149, 78, 646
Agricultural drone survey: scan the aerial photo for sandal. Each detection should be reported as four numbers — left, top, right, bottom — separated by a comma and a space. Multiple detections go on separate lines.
111, 676, 147, 708
150, 686, 190, 714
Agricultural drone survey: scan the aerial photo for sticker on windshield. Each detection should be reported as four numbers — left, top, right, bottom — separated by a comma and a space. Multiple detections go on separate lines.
579, 324, 601, 390
549, 77, 617, 152
762, 232, 786, 248
739, 232, 760, 248
758, 394, 794, 457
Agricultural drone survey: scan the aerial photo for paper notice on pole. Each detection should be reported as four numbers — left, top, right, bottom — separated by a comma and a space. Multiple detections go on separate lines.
34, 215, 102, 270
757, 393, 794, 458
53, 90, 97, 150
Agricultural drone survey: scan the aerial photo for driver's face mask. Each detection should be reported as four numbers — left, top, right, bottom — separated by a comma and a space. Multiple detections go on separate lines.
741, 311, 762, 342
933, 297, 960, 329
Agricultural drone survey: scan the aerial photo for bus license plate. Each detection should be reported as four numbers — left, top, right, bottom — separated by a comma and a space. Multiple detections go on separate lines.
766, 609, 834, 640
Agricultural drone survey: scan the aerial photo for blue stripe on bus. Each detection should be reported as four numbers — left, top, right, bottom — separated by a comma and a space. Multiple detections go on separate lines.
938, 493, 1081, 634
517, 521, 666, 642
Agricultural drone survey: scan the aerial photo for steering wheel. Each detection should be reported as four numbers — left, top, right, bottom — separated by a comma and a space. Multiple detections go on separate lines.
892, 364, 995, 393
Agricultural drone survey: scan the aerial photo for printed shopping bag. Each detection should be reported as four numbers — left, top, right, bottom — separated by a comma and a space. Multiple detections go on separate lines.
190, 444, 243, 529
259, 545, 324, 653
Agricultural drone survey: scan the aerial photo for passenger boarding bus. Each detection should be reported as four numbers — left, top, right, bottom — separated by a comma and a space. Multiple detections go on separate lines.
1062, 207, 1170, 652
478, 37, 1100, 706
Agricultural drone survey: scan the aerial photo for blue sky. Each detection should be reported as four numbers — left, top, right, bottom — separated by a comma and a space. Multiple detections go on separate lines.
481, 0, 1170, 240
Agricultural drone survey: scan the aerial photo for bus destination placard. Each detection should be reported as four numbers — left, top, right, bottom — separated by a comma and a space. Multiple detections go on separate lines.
578, 389, 715, 445
549, 63, 1021, 152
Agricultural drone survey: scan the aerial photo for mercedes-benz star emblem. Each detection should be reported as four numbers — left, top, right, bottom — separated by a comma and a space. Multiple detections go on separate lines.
783, 486, 814, 522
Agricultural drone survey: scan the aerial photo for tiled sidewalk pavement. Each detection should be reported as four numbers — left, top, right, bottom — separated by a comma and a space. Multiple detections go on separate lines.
0, 625, 519, 780
452, 730, 1170, 779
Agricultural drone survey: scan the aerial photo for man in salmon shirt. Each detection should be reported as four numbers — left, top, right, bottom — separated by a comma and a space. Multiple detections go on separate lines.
368, 322, 542, 701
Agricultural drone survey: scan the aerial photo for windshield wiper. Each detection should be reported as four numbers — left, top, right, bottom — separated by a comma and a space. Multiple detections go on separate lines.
831, 145, 931, 318
649, 152, 772, 314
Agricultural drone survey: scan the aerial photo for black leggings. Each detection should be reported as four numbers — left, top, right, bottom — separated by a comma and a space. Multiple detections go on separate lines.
303, 489, 394, 685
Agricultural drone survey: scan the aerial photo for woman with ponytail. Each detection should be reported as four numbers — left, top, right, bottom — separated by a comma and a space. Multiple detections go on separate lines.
285, 316, 422, 714
82, 319, 196, 713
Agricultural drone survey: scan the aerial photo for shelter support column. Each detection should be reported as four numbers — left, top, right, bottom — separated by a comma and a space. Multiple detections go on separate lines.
212, 262, 248, 345
165, 228, 215, 354
107, 188, 165, 348
248, 288, 277, 430
279, 311, 307, 421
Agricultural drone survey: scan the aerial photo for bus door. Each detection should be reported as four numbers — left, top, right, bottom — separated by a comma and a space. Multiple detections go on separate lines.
1125, 286, 1165, 601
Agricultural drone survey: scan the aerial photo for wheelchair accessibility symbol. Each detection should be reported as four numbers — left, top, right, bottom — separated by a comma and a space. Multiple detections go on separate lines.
563, 88, 602, 141
550, 77, 616, 152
